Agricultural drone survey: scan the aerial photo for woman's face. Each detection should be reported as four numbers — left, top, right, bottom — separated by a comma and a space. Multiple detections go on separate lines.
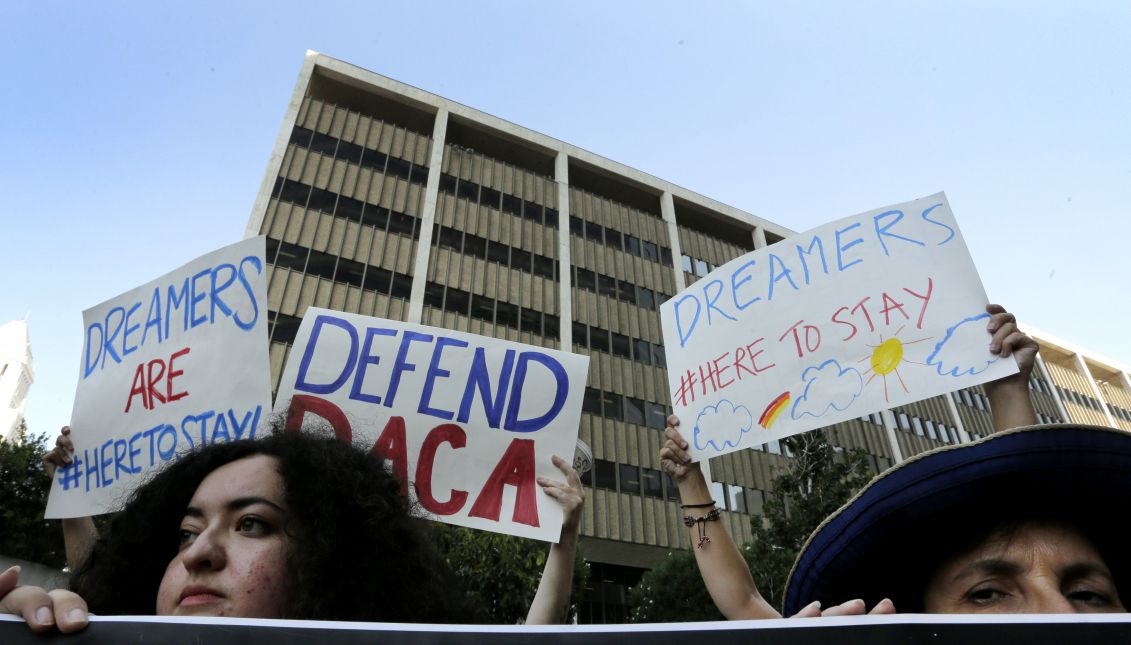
155, 455, 291, 618
924, 520, 1124, 613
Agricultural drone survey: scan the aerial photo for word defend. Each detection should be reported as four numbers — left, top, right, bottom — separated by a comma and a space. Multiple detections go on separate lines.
275, 309, 589, 543
660, 193, 1017, 460
46, 237, 272, 519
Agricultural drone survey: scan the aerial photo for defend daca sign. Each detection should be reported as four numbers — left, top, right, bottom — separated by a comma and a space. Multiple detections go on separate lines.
275, 308, 589, 542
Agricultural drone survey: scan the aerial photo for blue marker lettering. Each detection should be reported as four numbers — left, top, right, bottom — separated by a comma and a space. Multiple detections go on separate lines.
795, 236, 829, 285
234, 255, 262, 330
458, 348, 515, 429
349, 326, 397, 404
731, 259, 761, 311
296, 315, 360, 395
766, 253, 799, 301
703, 279, 736, 325
503, 352, 568, 433
419, 336, 469, 420
873, 210, 925, 256
384, 331, 434, 407
920, 203, 955, 245
835, 222, 865, 271
673, 294, 702, 348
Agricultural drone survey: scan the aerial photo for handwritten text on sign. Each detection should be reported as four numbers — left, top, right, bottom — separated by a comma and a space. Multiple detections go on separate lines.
46, 237, 272, 518
275, 309, 589, 542
660, 193, 1017, 460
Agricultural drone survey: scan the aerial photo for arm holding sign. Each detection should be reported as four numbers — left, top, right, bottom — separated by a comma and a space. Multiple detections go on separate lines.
660, 417, 894, 620
659, 417, 780, 620
525, 455, 585, 625
42, 427, 99, 570
982, 305, 1039, 431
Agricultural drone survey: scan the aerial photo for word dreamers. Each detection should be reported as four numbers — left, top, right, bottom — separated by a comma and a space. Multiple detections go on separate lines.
56, 405, 263, 493
288, 395, 543, 527
83, 255, 262, 379
672, 203, 955, 347
294, 314, 570, 433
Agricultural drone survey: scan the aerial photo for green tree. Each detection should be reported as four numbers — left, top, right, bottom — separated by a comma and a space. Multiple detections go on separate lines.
0, 421, 66, 568
746, 429, 873, 612
628, 549, 723, 623
431, 524, 589, 624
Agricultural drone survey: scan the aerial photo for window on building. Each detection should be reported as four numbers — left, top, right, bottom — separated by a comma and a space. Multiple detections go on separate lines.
710, 481, 727, 509
681, 254, 694, 274
620, 464, 641, 494
728, 485, 747, 514
641, 468, 663, 499
602, 391, 623, 420
898, 412, 911, 432
576, 267, 596, 291
594, 460, 616, 490
611, 333, 631, 358
590, 328, 610, 353
625, 235, 641, 256
583, 387, 602, 415
647, 403, 668, 430
624, 397, 645, 425
637, 287, 655, 310
695, 258, 710, 277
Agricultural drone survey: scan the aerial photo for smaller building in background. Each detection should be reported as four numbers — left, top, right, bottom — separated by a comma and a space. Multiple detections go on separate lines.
0, 320, 34, 442
1030, 328, 1131, 431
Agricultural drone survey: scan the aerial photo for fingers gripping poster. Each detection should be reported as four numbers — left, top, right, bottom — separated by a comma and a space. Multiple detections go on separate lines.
274, 308, 590, 542
46, 237, 272, 518
660, 193, 1017, 460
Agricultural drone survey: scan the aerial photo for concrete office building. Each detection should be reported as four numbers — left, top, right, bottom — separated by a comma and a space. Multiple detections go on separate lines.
245, 51, 1115, 622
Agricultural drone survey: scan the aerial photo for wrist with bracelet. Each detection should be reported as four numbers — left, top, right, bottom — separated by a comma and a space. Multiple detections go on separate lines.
681, 501, 721, 548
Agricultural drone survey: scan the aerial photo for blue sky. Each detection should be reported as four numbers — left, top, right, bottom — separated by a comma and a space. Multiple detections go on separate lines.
3, 2, 1128, 437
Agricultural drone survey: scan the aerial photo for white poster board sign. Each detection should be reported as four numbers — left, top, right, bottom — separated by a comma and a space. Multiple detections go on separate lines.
660, 193, 1016, 460
274, 308, 590, 542
46, 237, 272, 518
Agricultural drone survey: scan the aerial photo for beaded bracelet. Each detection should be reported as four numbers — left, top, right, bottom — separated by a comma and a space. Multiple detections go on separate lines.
682, 508, 721, 548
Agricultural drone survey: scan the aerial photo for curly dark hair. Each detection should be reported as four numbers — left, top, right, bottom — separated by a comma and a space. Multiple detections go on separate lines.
69, 429, 482, 623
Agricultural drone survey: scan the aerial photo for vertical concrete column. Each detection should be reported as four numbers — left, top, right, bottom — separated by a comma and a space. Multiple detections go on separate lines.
660, 191, 686, 294
1035, 354, 1070, 422
752, 226, 768, 250
1074, 353, 1116, 427
879, 409, 906, 464
943, 392, 972, 443
406, 108, 449, 324
555, 151, 572, 351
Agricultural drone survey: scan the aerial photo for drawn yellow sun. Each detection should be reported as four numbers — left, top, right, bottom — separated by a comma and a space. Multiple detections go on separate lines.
859, 326, 932, 403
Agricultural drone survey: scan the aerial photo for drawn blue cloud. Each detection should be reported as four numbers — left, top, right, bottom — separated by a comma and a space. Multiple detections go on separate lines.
791, 359, 863, 420
694, 400, 753, 452
926, 313, 999, 377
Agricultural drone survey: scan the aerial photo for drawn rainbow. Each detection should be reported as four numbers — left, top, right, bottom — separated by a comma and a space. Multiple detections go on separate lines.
758, 392, 791, 429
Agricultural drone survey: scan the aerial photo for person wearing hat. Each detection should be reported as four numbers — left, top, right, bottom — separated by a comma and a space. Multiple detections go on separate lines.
660, 306, 1126, 617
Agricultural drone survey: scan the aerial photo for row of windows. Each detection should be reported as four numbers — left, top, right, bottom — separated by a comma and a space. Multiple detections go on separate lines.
572, 322, 666, 369
861, 409, 961, 444
273, 177, 422, 239
1037, 412, 1064, 425
1109, 404, 1131, 423
582, 387, 668, 430
680, 253, 719, 278
952, 388, 989, 411
568, 215, 673, 267
423, 282, 559, 340
267, 238, 414, 299
572, 265, 668, 310
433, 224, 558, 281
290, 126, 429, 186
438, 173, 559, 229
1057, 385, 1105, 413
586, 459, 678, 502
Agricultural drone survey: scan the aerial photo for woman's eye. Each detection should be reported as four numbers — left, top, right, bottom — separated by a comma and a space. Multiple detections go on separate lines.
177, 528, 198, 549
237, 516, 270, 535
967, 587, 1006, 605
1067, 589, 1113, 606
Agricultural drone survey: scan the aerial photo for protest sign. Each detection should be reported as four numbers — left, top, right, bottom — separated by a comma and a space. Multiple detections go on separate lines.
4, 614, 1130, 645
274, 308, 589, 542
46, 237, 271, 519
660, 193, 1016, 459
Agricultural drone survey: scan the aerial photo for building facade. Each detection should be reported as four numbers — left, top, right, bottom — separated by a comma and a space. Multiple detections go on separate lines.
245, 51, 1129, 622
0, 320, 34, 442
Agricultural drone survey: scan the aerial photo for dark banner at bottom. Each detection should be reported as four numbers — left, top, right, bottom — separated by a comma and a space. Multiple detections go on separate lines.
3, 614, 1131, 644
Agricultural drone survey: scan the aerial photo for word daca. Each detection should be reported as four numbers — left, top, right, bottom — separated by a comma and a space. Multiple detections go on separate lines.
287, 395, 542, 527
56, 405, 263, 493
83, 255, 262, 379
295, 314, 570, 434
672, 203, 955, 347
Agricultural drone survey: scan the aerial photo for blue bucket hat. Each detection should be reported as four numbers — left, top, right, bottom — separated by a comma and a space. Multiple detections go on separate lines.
783, 423, 1131, 615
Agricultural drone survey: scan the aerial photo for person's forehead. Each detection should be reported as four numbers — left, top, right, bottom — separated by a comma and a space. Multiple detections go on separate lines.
192, 455, 284, 504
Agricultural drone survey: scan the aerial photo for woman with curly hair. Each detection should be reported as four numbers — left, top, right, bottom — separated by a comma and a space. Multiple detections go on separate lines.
1, 428, 584, 631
